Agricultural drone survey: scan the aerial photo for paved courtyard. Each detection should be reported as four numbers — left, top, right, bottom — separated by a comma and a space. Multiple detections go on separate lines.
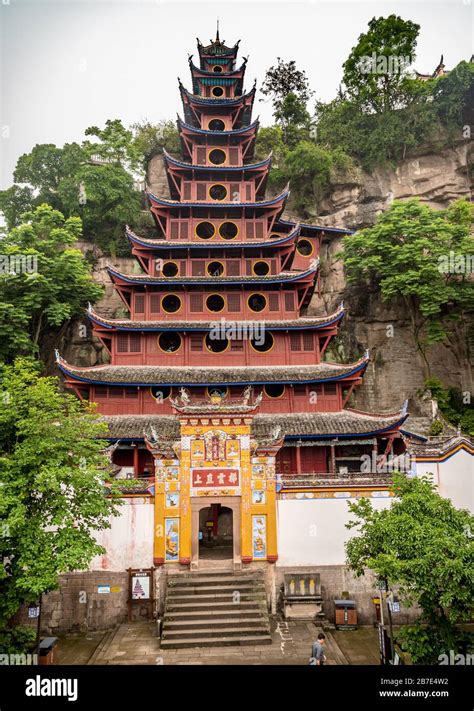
55, 620, 381, 666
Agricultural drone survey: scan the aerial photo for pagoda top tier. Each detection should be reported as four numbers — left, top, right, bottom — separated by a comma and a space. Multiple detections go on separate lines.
197, 24, 240, 70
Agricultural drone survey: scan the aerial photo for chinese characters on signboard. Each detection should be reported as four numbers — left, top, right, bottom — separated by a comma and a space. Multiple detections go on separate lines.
191, 469, 239, 488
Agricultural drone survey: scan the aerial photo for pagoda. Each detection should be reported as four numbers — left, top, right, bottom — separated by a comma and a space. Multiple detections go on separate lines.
57, 29, 409, 570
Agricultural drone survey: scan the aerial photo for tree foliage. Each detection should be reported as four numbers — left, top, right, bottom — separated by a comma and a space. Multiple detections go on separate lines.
342, 15, 420, 113
83, 118, 142, 171
0, 120, 143, 255
0, 358, 120, 629
0, 204, 103, 363
260, 57, 313, 113
130, 119, 181, 168
424, 377, 474, 436
346, 474, 474, 663
342, 198, 474, 377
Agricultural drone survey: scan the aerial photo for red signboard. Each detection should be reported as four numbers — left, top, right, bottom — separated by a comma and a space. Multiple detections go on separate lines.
192, 469, 239, 488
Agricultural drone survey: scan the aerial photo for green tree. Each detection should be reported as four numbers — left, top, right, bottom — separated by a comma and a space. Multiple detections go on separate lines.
58, 162, 141, 256
0, 204, 103, 362
433, 60, 474, 131
131, 119, 181, 169
424, 377, 474, 436
283, 141, 352, 216
273, 92, 312, 148
0, 121, 143, 254
0, 358, 120, 637
261, 57, 313, 113
83, 118, 142, 171
346, 474, 474, 663
342, 15, 420, 113
342, 198, 474, 378
13, 143, 84, 210
0, 185, 34, 236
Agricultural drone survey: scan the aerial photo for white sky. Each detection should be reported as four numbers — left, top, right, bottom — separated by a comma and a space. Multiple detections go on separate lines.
0, 0, 472, 188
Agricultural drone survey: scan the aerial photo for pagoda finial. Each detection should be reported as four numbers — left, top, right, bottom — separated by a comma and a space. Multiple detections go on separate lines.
216, 18, 220, 43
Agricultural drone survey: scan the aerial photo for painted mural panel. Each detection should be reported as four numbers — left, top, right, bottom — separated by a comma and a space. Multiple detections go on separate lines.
252, 489, 266, 505
252, 515, 266, 559
165, 518, 179, 561
165, 492, 180, 508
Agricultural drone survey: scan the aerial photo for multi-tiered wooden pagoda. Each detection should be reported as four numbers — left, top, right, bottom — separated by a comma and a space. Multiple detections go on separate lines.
57, 30, 408, 569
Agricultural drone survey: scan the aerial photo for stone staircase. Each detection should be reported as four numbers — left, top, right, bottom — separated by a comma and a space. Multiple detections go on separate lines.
160, 570, 272, 649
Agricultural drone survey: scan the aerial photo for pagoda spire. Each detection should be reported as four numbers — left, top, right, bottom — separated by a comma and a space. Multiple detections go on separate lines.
215, 18, 220, 43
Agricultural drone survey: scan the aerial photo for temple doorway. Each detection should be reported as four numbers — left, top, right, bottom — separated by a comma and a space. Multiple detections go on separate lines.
198, 504, 233, 561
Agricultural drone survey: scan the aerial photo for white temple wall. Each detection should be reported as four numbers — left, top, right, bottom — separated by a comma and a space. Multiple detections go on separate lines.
276, 495, 393, 567
416, 450, 473, 513
90, 497, 154, 571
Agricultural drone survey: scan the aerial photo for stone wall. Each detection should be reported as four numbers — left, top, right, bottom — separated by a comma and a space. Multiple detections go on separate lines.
274, 565, 418, 626
17, 572, 131, 635
32, 563, 418, 632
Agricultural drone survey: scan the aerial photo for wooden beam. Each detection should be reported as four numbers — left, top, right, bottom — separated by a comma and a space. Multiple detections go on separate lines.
342, 382, 356, 408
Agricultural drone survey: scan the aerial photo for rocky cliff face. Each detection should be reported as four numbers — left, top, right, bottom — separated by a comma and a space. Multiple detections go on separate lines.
62, 139, 473, 432
304, 139, 473, 426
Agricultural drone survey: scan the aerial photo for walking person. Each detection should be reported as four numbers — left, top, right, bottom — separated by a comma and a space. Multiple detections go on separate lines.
310, 632, 327, 666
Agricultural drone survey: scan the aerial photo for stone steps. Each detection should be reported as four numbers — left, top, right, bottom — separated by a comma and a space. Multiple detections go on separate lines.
168, 585, 266, 600
161, 571, 272, 649
164, 617, 267, 630
160, 633, 272, 649
165, 608, 266, 621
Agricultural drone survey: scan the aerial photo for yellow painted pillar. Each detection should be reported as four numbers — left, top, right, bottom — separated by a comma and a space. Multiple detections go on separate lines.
153, 479, 165, 565
179, 433, 192, 565
266, 475, 278, 562
240, 436, 253, 563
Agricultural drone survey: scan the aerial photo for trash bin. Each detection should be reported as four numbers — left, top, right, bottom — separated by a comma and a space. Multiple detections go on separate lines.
334, 599, 357, 629
39, 637, 58, 665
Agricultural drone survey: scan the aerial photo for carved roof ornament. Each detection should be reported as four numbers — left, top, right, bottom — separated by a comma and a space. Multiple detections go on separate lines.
170, 384, 263, 415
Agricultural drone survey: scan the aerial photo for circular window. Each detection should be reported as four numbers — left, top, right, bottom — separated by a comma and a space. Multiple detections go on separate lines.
158, 332, 182, 353
161, 294, 182, 314
208, 118, 225, 131
205, 334, 229, 353
264, 384, 285, 399
209, 148, 226, 165
196, 221, 216, 239
297, 239, 313, 256
206, 294, 225, 312
253, 261, 270, 276
248, 293, 267, 313
207, 261, 224, 277
211, 86, 224, 98
162, 261, 179, 278
209, 184, 228, 201
219, 221, 238, 240
251, 332, 274, 353
212, 65, 223, 74
150, 386, 171, 401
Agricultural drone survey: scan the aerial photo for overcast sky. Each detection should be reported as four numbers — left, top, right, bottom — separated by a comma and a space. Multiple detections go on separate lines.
0, 0, 472, 188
